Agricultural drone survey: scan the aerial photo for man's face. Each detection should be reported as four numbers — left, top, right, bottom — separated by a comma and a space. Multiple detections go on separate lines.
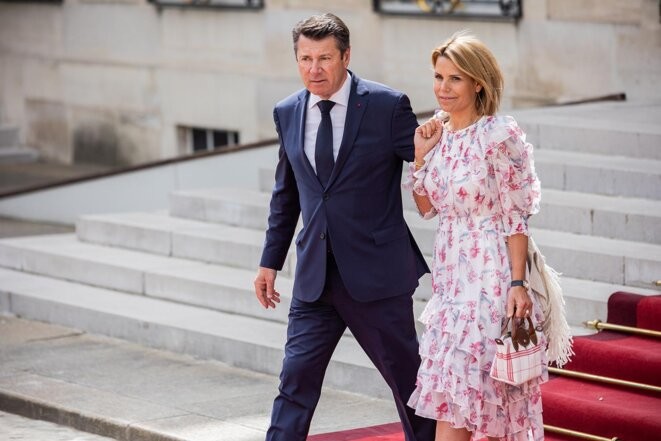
296, 35, 350, 99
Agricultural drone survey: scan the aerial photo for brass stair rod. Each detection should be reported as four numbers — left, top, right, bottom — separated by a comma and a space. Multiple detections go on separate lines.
583, 319, 661, 339
544, 424, 620, 441
548, 366, 661, 394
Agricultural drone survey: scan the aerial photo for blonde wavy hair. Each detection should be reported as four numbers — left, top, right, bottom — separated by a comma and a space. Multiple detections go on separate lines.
431, 31, 504, 116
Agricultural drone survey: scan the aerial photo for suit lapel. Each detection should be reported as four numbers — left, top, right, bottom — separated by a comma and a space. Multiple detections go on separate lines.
294, 92, 318, 183
327, 75, 368, 189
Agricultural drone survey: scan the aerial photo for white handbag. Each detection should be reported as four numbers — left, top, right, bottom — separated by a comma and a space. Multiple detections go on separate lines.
490, 317, 544, 386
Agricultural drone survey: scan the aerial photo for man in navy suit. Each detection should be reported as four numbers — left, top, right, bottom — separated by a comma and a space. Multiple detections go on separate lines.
253, 13, 434, 441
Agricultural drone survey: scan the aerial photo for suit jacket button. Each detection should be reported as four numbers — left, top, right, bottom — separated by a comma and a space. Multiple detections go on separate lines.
320, 232, 326, 240
323, 194, 330, 201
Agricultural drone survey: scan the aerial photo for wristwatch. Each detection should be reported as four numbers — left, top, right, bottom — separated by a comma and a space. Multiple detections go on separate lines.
511, 279, 529, 289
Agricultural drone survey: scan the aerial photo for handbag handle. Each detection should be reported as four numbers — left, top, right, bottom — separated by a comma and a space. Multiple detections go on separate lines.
501, 317, 538, 351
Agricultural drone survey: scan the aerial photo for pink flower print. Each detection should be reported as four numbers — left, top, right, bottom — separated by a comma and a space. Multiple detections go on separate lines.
490, 308, 500, 323
531, 390, 542, 404
482, 249, 492, 265
470, 241, 480, 258
474, 190, 485, 205
436, 402, 449, 416
423, 392, 432, 405
430, 340, 438, 355
456, 186, 468, 201
486, 198, 494, 210
469, 341, 484, 356
439, 246, 446, 263
516, 414, 527, 428
493, 283, 502, 298
467, 268, 478, 284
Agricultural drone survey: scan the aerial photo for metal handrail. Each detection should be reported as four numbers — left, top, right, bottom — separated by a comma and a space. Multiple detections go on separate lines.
548, 367, 661, 394
583, 319, 661, 339
544, 424, 620, 441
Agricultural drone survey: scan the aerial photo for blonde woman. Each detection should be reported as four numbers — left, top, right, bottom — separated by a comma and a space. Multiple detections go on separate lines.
407, 32, 546, 441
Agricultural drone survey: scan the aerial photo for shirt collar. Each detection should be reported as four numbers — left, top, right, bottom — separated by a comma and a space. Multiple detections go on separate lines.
308, 71, 352, 110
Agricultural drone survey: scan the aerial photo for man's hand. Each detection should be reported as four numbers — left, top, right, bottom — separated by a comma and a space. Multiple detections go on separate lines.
414, 117, 443, 164
254, 267, 281, 309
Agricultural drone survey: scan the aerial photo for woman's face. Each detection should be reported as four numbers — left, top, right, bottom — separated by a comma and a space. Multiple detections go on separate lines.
433, 55, 480, 116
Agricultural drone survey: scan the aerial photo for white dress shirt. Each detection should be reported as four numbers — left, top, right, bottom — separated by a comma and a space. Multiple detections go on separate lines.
304, 72, 351, 173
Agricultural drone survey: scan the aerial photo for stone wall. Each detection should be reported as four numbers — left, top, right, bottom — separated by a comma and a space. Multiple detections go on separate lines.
0, 0, 658, 165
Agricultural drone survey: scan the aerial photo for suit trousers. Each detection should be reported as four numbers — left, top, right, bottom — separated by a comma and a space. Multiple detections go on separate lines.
265, 253, 435, 441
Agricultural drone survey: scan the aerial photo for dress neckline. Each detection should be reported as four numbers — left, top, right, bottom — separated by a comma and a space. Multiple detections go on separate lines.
444, 116, 484, 134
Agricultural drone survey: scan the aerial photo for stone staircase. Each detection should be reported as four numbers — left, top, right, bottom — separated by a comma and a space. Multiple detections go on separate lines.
1, 102, 660, 399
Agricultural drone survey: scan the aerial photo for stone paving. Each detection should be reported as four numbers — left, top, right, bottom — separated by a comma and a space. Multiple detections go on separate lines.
0, 411, 116, 441
0, 316, 399, 441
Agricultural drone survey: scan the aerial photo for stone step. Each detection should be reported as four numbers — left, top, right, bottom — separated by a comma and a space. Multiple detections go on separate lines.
0, 234, 294, 325
0, 125, 19, 148
532, 190, 661, 244
170, 187, 271, 229
78, 201, 661, 292
74, 209, 654, 328
1, 228, 655, 336
70, 204, 660, 325
557, 277, 659, 329
0, 267, 392, 400
4, 228, 653, 330
405, 210, 661, 290
259, 146, 661, 203
169, 187, 661, 289
534, 149, 661, 200
512, 102, 661, 160
403, 188, 661, 245
76, 211, 296, 276
0, 234, 395, 338
0, 146, 39, 164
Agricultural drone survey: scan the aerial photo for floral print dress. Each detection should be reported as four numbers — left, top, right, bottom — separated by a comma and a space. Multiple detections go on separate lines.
406, 115, 547, 441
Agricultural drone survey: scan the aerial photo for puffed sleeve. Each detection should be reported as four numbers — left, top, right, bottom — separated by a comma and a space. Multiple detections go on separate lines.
402, 152, 438, 219
401, 110, 448, 219
402, 145, 435, 197
486, 116, 540, 236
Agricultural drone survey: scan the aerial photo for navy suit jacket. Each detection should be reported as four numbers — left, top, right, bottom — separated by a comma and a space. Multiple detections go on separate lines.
260, 72, 430, 302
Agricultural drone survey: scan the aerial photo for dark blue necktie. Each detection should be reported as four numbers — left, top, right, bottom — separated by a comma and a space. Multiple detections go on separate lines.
315, 100, 335, 187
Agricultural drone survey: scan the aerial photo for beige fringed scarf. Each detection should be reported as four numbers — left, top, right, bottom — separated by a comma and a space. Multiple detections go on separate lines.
527, 237, 575, 367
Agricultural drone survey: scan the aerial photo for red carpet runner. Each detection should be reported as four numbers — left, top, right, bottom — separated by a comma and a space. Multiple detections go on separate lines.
308, 293, 661, 440
307, 422, 574, 441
